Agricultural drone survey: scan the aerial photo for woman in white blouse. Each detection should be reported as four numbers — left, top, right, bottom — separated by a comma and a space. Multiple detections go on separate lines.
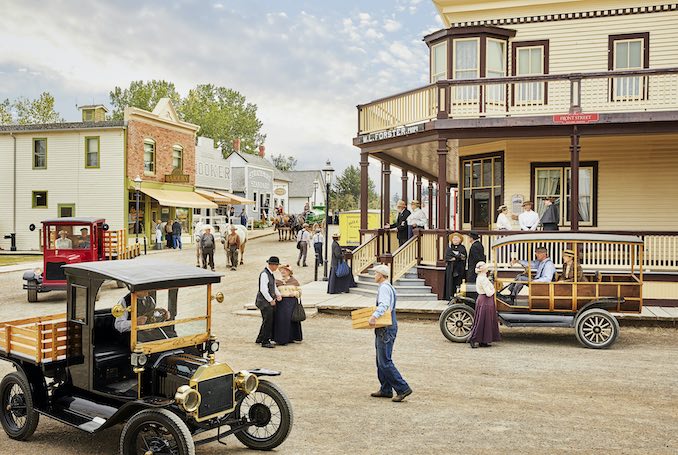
468, 261, 501, 348
406, 200, 428, 238
495, 205, 512, 230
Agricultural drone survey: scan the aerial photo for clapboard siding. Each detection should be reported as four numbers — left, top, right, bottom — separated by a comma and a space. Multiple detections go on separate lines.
458, 135, 678, 231
0, 129, 126, 251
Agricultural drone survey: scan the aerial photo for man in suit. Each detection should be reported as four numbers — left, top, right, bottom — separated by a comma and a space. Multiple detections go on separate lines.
465, 231, 486, 300
385, 200, 411, 246
255, 256, 282, 348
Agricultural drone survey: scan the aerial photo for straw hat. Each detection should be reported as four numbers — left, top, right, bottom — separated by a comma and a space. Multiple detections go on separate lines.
497, 205, 508, 212
410, 200, 421, 208
522, 200, 534, 208
332, 232, 340, 238
563, 249, 575, 257
475, 261, 490, 274
201, 224, 213, 232
58, 230, 68, 236
373, 264, 390, 278
396, 200, 406, 209
449, 232, 463, 243
279, 264, 294, 275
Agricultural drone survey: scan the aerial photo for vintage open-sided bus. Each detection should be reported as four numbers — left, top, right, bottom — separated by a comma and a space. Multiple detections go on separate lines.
440, 233, 644, 349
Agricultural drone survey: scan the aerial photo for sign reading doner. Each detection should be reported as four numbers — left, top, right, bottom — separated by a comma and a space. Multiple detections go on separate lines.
553, 113, 600, 124
358, 123, 425, 144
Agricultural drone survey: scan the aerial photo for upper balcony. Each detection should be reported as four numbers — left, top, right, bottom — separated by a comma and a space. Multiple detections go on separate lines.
356, 67, 678, 137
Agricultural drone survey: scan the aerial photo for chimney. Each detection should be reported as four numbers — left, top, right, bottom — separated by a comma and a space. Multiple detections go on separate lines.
258, 145, 266, 157
78, 104, 108, 122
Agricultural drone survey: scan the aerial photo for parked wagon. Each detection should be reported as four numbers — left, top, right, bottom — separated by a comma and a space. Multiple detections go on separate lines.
439, 233, 644, 349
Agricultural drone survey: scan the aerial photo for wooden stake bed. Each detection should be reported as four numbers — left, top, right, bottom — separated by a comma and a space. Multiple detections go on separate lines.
351, 307, 392, 329
0, 313, 69, 364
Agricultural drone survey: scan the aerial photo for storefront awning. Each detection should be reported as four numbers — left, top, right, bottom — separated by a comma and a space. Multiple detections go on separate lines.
139, 188, 218, 209
195, 189, 234, 204
213, 191, 256, 205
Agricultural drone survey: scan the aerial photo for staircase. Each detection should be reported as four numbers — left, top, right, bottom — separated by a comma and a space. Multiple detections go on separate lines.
351, 265, 438, 301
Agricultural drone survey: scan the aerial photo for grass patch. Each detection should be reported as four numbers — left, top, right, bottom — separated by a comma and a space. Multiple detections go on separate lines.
0, 255, 42, 266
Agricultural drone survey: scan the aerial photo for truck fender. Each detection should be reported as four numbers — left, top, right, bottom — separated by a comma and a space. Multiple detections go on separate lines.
575, 298, 620, 323
9, 361, 49, 410
95, 397, 175, 432
449, 295, 476, 308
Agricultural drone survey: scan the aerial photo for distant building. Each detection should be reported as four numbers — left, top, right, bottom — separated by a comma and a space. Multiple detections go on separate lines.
225, 151, 276, 220
286, 170, 326, 214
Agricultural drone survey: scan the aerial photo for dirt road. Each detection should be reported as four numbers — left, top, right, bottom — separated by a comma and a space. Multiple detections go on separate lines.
0, 233, 676, 454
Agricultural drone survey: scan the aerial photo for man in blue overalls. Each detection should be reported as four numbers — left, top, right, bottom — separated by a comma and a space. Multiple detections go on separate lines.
368, 264, 413, 402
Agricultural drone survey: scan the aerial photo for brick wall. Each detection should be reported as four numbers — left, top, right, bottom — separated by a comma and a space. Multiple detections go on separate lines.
127, 120, 196, 185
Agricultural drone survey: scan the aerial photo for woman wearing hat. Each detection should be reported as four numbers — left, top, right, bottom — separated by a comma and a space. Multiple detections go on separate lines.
327, 232, 356, 294
468, 261, 501, 348
406, 200, 428, 237
560, 249, 585, 282
55, 230, 73, 249
495, 205, 512, 231
273, 265, 303, 345
444, 232, 467, 300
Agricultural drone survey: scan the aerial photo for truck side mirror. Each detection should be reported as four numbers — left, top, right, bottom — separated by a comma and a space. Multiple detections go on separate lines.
102, 223, 109, 231
211, 292, 224, 303
29, 224, 36, 232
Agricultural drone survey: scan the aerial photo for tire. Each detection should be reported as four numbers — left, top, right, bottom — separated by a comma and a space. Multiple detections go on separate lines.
234, 379, 293, 451
119, 409, 194, 455
0, 371, 40, 440
27, 282, 38, 303
439, 304, 475, 343
575, 308, 620, 349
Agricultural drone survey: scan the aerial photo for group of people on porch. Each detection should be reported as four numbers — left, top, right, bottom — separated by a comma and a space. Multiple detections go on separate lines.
384, 199, 429, 247
497, 199, 560, 231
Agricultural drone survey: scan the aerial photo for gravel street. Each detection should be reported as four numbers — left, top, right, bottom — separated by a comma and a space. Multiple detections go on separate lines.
0, 232, 676, 454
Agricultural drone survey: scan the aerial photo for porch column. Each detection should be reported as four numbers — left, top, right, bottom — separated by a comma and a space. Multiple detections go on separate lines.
437, 139, 448, 230
401, 169, 408, 205
445, 184, 451, 230
416, 175, 422, 203
428, 181, 434, 228
360, 152, 369, 230
381, 162, 391, 226
570, 126, 580, 231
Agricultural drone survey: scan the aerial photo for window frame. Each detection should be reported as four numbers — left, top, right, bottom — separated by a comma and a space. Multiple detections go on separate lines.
144, 139, 156, 175
58, 203, 76, 217
32, 190, 48, 209
608, 32, 649, 101
70, 284, 88, 324
172, 144, 184, 171
459, 152, 505, 227
453, 37, 481, 81
530, 161, 598, 227
511, 40, 549, 105
32, 138, 47, 170
84, 136, 100, 169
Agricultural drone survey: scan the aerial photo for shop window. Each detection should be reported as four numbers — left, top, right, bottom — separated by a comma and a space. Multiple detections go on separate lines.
58, 204, 75, 217
32, 191, 48, 208
532, 163, 597, 226
175, 208, 189, 233
33, 138, 47, 169
609, 33, 649, 101
512, 41, 548, 105
85, 136, 100, 168
173, 145, 183, 171
461, 154, 503, 229
430, 41, 447, 83
144, 139, 156, 174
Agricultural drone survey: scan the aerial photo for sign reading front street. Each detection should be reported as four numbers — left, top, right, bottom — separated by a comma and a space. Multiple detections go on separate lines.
553, 113, 600, 124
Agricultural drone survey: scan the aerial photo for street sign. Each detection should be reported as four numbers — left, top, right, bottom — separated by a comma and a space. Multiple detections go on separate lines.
553, 113, 600, 124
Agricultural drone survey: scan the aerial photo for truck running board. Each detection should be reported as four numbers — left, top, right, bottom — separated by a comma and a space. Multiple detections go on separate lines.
499, 313, 575, 328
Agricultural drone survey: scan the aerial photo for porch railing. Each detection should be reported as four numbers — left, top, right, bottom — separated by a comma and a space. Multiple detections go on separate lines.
357, 67, 678, 135
349, 235, 378, 275
390, 237, 419, 284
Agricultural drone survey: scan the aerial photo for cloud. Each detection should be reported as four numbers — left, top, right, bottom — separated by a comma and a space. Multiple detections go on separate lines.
213, 3, 224, 9
383, 18, 402, 32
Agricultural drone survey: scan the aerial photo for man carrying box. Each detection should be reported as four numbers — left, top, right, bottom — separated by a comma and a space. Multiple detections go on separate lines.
368, 265, 413, 402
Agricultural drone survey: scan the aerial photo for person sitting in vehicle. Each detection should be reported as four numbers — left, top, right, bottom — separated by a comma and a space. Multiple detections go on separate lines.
506, 247, 555, 303
559, 249, 586, 282
114, 292, 169, 335
55, 230, 73, 249
77, 228, 90, 248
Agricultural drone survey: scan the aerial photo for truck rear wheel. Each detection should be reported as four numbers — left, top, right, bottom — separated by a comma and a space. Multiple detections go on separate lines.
575, 308, 620, 349
0, 372, 40, 440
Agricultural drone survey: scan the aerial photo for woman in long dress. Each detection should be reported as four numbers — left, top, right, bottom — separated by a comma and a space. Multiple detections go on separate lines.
443, 232, 467, 300
327, 232, 356, 294
468, 261, 501, 348
272, 265, 303, 345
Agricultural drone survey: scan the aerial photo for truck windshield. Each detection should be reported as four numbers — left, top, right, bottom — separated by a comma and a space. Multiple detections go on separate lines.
48, 225, 92, 250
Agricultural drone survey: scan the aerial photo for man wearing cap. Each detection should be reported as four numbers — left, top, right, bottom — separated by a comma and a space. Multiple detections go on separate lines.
507, 247, 556, 303
540, 197, 560, 231
200, 226, 216, 272
255, 256, 282, 348
296, 223, 310, 267
369, 264, 412, 402
222, 226, 241, 271
385, 200, 411, 246
519, 201, 540, 231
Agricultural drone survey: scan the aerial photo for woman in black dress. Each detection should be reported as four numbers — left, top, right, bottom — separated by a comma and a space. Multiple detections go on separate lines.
272, 265, 303, 345
465, 231, 486, 300
327, 232, 356, 294
444, 232, 467, 300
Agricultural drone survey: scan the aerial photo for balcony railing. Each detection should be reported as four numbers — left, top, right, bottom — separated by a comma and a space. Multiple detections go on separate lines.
357, 68, 678, 135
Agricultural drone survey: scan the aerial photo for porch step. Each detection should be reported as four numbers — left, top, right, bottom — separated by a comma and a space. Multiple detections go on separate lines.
349, 287, 439, 302
364, 267, 419, 280
354, 281, 433, 295
357, 274, 426, 286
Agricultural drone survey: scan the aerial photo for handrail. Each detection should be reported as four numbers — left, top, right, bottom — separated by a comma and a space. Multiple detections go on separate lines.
390, 236, 419, 284
350, 235, 378, 275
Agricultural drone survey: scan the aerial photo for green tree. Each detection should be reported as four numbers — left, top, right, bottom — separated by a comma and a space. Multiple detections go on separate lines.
0, 99, 12, 124
332, 165, 378, 211
179, 84, 265, 155
13, 92, 63, 124
109, 80, 181, 120
270, 154, 297, 171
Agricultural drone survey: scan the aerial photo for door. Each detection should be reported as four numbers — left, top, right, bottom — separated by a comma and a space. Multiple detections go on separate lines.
471, 190, 491, 229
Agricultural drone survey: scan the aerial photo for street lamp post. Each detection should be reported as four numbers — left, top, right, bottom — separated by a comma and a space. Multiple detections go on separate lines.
134, 175, 142, 247
322, 160, 334, 280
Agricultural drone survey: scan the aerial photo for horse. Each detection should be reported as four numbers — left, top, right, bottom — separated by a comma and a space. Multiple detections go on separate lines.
219, 223, 248, 264
272, 215, 293, 241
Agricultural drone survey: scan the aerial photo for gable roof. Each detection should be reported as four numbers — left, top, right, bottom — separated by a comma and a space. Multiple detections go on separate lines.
273, 168, 292, 181
287, 170, 325, 198
228, 151, 277, 171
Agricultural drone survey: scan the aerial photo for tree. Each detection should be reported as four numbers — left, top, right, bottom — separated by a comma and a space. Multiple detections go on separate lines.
109, 80, 181, 120
270, 154, 297, 171
13, 92, 63, 124
179, 84, 266, 155
0, 99, 12, 124
332, 165, 378, 211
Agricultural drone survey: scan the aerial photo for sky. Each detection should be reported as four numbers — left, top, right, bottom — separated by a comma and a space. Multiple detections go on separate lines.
0, 0, 444, 196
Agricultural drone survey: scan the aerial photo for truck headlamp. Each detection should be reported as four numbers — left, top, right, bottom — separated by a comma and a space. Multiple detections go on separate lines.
208, 340, 220, 354
235, 371, 259, 395
131, 352, 148, 368
175, 385, 201, 413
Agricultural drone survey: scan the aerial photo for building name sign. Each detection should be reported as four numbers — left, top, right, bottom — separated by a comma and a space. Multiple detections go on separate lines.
553, 113, 600, 124
274, 187, 286, 196
165, 168, 190, 183
196, 145, 232, 190
358, 123, 425, 144
248, 168, 273, 191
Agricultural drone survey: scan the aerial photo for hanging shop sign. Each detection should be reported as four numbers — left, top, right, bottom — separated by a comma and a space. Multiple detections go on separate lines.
358, 123, 426, 144
274, 187, 286, 196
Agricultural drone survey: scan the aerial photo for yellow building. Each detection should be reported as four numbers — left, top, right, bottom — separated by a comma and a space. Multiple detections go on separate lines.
353, 0, 678, 303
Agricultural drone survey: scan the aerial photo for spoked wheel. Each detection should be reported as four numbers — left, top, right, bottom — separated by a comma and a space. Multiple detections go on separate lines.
120, 409, 194, 455
575, 308, 620, 349
439, 304, 475, 343
0, 372, 40, 440
234, 380, 293, 451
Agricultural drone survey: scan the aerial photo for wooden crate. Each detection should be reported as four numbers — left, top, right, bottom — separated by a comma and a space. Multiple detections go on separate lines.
351, 307, 392, 329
